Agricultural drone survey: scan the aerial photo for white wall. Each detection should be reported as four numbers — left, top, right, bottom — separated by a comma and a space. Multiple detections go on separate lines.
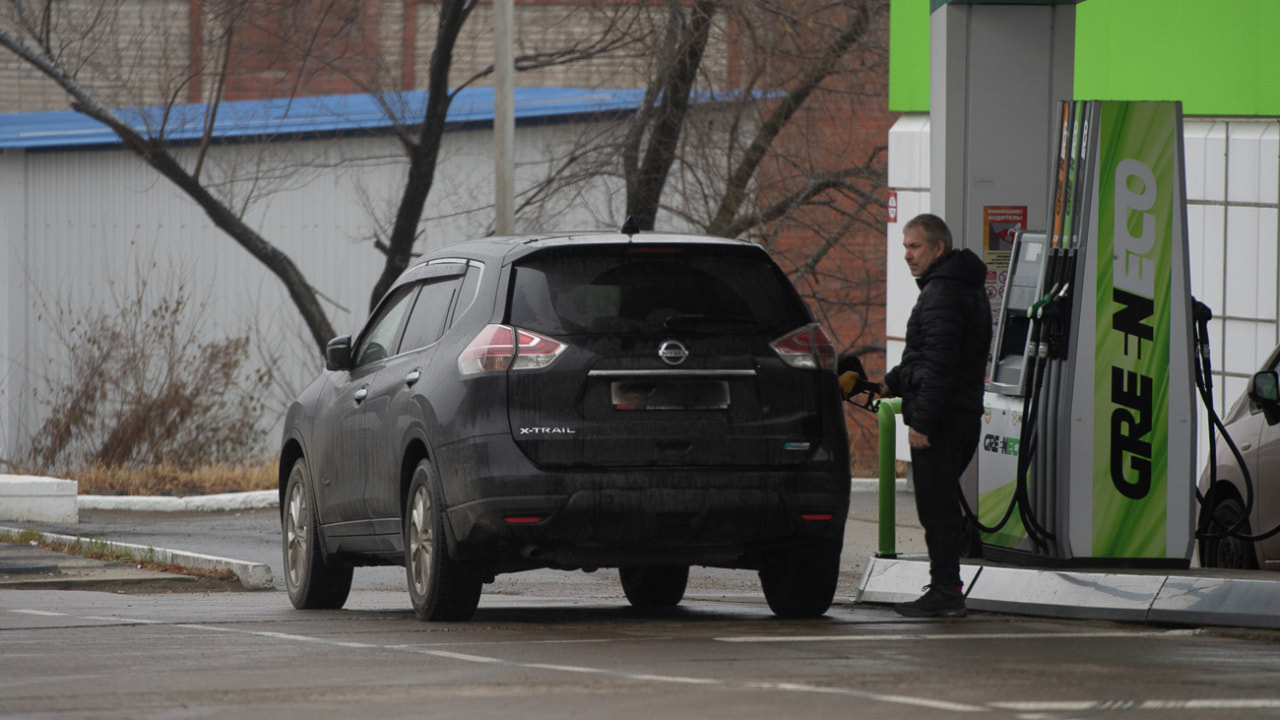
0, 120, 625, 460
886, 114, 1280, 474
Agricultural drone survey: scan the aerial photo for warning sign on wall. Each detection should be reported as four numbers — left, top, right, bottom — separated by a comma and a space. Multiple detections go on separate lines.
984, 206, 1026, 254
982, 205, 1026, 329
887, 190, 898, 223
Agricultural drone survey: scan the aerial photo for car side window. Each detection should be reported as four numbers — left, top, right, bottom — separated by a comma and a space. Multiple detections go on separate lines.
354, 286, 417, 368
451, 263, 484, 327
400, 277, 461, 352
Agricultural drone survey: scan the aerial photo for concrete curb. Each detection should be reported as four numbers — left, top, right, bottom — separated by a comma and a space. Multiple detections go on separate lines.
849, 477, 910, 492
0, 525, 274, 590
85, 481, 892, 510
78, 490, 278, 513
857, 556, 1280, 630
11, 478, 892, 516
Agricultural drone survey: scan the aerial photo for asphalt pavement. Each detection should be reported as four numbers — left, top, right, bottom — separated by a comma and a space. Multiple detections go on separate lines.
7, 482, 1280, 631
0, 482, 915, 598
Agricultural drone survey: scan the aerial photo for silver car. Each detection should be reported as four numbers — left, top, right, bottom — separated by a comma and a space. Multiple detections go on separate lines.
1198, 344, 1280, 569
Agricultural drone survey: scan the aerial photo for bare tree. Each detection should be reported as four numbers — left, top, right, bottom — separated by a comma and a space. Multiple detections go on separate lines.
515, 0, 891, 471
0, 0, 340, 352
529, 0, 890, 347
0, 0, 889, 393
364, 0, 640, 309
0, 0, 638, 343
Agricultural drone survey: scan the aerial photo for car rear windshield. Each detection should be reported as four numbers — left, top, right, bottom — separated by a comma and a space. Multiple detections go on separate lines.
507, 243, 810, 336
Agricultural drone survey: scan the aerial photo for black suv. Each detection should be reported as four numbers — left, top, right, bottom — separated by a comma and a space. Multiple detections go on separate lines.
280, 230, 850, 620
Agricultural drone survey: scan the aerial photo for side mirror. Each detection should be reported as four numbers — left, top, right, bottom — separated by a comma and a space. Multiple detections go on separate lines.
325, 335, 353, 372
1249, 370, 1280, 425
1249, 370, 1280, 404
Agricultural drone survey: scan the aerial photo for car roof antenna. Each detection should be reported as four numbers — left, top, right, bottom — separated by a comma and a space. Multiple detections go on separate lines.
620, 216, 640, 239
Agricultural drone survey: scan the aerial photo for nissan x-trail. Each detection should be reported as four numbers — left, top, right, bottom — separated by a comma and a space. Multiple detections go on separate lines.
280, 230, 851, 620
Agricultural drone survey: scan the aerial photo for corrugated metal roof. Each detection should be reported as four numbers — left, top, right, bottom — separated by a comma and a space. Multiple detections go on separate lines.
0, 86, 646, 150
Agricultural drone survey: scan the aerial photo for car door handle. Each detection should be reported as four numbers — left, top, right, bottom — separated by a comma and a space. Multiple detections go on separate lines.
405, 370, 421, 386
354, 387, 368, 403
1240, 441, 1253, 452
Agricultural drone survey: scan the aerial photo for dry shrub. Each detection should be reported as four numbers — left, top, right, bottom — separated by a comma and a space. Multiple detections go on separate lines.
25, 272, 274, 475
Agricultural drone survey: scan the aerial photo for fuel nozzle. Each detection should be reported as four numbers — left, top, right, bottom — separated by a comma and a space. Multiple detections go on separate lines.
1192, 297, 1214, 391
837, 354, 880, 408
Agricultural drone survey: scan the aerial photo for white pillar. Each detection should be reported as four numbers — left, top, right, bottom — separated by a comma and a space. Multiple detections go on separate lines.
929, 1, 1076, 250
494, 0, 515, 235
0, 149, 25, 460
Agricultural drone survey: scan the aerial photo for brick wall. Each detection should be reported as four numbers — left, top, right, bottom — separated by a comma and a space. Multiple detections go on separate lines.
743, 6, 893, 474
0, 0, 192, 113
1, 2, 734, 111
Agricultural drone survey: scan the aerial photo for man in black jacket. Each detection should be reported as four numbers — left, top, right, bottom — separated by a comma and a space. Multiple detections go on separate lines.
880, 213, 992, 618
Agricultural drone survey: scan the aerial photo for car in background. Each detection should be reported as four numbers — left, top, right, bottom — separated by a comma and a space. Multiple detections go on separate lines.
1198, 344, 1280, 570
279, 229, 851, 620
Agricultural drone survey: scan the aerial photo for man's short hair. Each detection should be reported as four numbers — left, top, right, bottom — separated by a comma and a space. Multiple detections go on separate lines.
903, 213, 953, 252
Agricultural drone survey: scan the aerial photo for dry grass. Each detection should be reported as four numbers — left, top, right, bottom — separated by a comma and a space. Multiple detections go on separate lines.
67, 460, 277, 496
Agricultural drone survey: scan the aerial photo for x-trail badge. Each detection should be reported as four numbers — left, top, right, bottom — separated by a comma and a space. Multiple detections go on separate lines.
658, 339, 689, 366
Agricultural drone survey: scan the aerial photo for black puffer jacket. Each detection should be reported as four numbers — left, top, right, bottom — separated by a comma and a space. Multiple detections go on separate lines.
883, 248, 992, 438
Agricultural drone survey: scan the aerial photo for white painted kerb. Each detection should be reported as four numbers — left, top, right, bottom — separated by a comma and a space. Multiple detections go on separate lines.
0, 475, 78, 523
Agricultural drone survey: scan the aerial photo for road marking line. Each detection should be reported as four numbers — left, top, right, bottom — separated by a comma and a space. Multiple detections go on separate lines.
523, 663, 611, 675
175, 623, 378, 649
53, 611, 1256, 716
629, 674, 722, 686
142, 618, 986, 712
82, 616, 162, 624
716, 629, 1202, 643
747, 682, 984, 712
993, 698, 1280, 712
419, 649, 508, 664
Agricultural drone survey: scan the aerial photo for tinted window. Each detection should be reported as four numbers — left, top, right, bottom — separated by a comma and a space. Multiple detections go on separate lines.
508, 245, 808, 336
400, 277, 460, 352
354, 286, 416, 368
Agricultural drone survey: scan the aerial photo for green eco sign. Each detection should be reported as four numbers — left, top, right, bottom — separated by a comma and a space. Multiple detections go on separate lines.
1091, 102, 1177, 558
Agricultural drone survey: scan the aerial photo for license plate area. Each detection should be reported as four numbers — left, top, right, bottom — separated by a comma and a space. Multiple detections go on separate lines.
610, 379, 730, 411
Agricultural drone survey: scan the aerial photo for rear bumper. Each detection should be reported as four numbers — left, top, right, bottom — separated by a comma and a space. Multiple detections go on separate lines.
435, 434, 850, 571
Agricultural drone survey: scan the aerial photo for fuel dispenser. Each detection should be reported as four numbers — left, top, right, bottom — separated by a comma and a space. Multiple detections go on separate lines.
976, 100, 1197, 567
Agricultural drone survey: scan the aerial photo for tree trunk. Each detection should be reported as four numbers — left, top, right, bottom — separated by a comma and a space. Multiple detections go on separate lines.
622, 0, 718, 231
368, 0, 475, 310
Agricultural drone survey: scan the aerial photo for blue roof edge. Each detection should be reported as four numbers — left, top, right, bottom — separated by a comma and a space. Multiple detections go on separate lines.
0, 86, 649, 151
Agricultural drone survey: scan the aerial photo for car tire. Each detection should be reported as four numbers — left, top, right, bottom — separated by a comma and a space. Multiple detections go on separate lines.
758, 540, 841, 618
1200, 494, 1259, 570
619, 566, 689, 610
282, 459, 353, 610
405, 460, 483, 621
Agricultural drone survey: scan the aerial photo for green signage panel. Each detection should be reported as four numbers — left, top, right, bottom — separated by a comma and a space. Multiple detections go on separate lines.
891, 0, 1280, 116
1089, 101, 1178, 558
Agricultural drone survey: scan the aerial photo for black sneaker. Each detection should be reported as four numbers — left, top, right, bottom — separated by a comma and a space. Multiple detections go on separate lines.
894, 584, 966, 618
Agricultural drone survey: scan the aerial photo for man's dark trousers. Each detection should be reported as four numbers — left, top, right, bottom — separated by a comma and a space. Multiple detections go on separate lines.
909, 415, 981, 590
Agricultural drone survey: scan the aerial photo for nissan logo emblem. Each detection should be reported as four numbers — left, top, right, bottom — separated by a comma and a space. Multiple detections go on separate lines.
658, 340, 689, 366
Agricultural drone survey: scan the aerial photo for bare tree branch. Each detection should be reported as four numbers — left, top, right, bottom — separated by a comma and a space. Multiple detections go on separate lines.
706, 2, 874, 235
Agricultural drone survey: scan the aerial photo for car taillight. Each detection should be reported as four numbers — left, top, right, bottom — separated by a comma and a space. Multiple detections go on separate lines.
770, 324, 837, 370
458, 324, 567, 376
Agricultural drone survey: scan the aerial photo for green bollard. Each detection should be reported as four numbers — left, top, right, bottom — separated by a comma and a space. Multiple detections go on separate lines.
876, 397, 903, 558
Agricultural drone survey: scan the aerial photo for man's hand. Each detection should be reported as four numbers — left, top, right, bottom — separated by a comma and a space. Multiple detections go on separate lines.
908, 427, 931, 449
878, 381, 895, 398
